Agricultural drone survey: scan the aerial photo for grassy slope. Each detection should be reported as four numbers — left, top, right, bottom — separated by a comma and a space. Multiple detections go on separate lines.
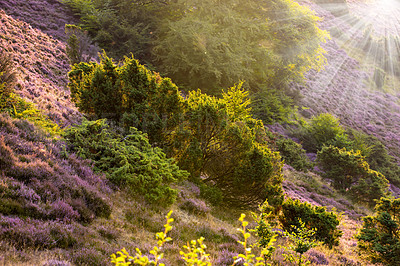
0, 1, 384, 265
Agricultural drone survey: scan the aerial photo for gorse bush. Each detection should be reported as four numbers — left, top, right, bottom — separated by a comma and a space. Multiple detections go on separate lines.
111, 212, 276, 266
357, 197, 400, 266
298, 113, 346, 152
63, 119, 188, 206
279, 198, 342, 248
317, 145, 389, 206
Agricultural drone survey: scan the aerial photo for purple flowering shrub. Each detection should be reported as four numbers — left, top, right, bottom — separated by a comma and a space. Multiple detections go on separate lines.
0, 113, 111, 224
0, 215, 80, 249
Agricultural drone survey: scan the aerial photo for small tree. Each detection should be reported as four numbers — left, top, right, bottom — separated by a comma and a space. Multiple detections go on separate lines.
0, 50, 17, 111
67, 52, 184, 144
357, 197, 400, 266
65, 24, 95, 65
279, 198, 342, 248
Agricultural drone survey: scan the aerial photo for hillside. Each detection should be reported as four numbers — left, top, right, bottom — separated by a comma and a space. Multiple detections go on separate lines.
297, 0, 400, 162
0, 10, 81, 127
1, 0, 400, 265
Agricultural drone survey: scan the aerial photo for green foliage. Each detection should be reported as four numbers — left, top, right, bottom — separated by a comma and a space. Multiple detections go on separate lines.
199, 183, 223, 206
373, 67, 386, 89
280, 219, 320, 266
251, 204, 277, 264
152, 0, 329, 93
357, 197, 400, 266
279, 198, 342, 248
8, 95, 61, 136
361, 135, 400, 186
62, 0, 165, 61
275, 137, 313, 172
168, 85, 284, 206
299, 113, 346, 152
63, 119, 188, 206
317, 145, 389, 205
67, 52, 184, 143
250, 89, 295, 124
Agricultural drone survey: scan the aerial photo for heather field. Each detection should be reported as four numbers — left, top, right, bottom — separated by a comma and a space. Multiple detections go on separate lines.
1, 0, 400, 265
0, 10, 81, 127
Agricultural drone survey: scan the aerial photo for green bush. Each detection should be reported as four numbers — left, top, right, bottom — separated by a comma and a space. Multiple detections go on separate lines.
63, 119, 188, 206
275, 137, 313, 172
362, 136, 400, 186
317, 145, 389, 206
168, 86, 284, 207
67, 52, 184, 144
299, 113, 346, 152
357, 197, 400, 266
279, 198, 342, 248
62, 0, 162, 61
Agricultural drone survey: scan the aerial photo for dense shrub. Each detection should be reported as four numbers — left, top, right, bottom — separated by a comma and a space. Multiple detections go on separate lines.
279, 198, 342, 248
168, 86, 284, 207
62, 0, 161, 61
357, 197, 400, 266
317, 145, 389, 205
67, 52, 184, 144
275, 137, 313, 172
298, 113, 346, 152
362, 136, 400, 186
63, 119, 188, 206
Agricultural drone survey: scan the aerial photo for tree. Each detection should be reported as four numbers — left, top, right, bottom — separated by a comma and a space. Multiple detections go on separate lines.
65, 24, 96, 65
152, 0, 329, 93
357, 197, 400, 266
167, 85, 284, 206
317, 145, 389, 205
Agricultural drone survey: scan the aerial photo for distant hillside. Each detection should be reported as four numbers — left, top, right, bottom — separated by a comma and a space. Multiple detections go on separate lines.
0, 10, 81, 127
0, 0, 78, 41
298, 0, 400, 162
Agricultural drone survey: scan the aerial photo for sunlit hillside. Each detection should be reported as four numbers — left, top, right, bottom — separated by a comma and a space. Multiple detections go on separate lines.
1, 0, 400, 265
